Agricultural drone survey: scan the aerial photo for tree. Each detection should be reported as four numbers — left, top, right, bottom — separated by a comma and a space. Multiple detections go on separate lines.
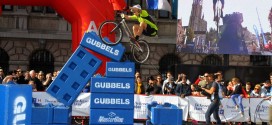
186, 27, 195, 42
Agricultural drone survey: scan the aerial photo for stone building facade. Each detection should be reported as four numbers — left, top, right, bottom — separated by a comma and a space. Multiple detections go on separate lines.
0, 5, 270, 83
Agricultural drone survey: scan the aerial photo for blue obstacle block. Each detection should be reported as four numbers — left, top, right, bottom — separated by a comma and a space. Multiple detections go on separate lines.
0, 82, 32, 125
46, 46, 102, 106
151, 104, 182, 125
53, 105, 71, 124
90, 77, 134, 93
146, 101, 159, 120
146, 120, 153, 125
90, 109, 133, 125
80, 32, 125, 61
32, 104, 53, 124
106, 62, 135, 78
90, 93, 134, 109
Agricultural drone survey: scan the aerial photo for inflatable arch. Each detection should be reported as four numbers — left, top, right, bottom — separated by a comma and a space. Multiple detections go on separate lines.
0, 0, 126, 74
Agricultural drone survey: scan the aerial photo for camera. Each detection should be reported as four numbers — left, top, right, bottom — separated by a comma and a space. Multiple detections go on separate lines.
193, 84, 203, 92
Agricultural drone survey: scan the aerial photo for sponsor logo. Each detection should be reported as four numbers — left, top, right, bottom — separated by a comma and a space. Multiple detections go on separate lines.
194, 103, 209, 110
107, 68, 133, 73
94, 82, 130, 89
94, 98, 130, 105
98, 112, 124, 123
86, 37, 119, 56
13, 96, 27, 125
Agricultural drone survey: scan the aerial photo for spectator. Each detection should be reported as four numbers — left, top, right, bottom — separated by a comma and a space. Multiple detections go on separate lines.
175, 78, 191, 98
145, 76, 155, 95
0, 68, 5, 84
163, 77, 176, 95
162, 71, 174, 94
37, 71, 45, 83
201, 73, 214, 99
28, 80, 37, 91
2, 75, 13, 84
250, 84, 261, 97
245, 82, 253, 97
226, 81, 234, 96
198, 73, 209, 88
43, 73, 53, 89
16, 68, 26, 84
215, 71, 227, 96
191, 84, 202, 96
24, 71, 31, 84
261, 80, 272, 98
229, 77, 244, 117
29, 70, 44, 91
153, 74, 163, 94
135, 76, 145, 94
175, 73, 191, 85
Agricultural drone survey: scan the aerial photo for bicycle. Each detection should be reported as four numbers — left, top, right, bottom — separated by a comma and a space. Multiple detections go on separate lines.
98, 12, 150, 64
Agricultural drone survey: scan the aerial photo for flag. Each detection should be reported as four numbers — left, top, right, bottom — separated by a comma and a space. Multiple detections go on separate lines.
146, 0, 172, 12
109, 0, 127, 11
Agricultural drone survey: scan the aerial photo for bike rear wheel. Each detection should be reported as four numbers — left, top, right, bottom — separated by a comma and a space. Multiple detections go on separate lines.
132, 39, 150, 63
98, 21, 123, 46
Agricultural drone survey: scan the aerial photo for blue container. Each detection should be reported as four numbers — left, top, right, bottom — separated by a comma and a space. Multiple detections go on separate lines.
91, 77, 134, 93
146, 101, 159, 120
46, 46, 102, 106
80, 32, 125, 61
0, 83, 32, 125
32, 104, 53, 124
151, 104, 182, 125
90, 109, 133, 125
105, 62, 135, 78
53, 105, 71, 124
90, 93, 134, 109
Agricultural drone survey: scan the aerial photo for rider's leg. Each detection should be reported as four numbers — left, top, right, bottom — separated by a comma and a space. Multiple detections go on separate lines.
133, 22, 147, 40
213, 0, 217, 21
220, 0, 224, 18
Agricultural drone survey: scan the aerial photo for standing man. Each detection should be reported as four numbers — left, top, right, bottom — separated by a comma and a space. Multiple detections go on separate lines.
0, 68, 5, 84
201, 73, 221, 125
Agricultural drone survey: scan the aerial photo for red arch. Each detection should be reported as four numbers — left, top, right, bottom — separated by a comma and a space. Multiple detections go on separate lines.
0, 0, 126, 74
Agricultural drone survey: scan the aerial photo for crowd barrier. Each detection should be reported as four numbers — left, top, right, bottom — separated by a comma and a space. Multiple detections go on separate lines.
32, 92, 272, 123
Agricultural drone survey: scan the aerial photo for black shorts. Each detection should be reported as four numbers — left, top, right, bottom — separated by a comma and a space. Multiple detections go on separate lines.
143, 24, 157, 37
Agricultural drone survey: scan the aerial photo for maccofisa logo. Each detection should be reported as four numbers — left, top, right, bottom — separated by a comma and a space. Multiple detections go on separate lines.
98, 112, 124, 123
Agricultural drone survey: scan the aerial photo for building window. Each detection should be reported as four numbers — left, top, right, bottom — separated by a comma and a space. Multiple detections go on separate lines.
0, 48, 9, 73
29, 49, 54, 74
201, 54, 222, 66
2, 5, 13, 11
250, 55, 271, 66
45, 7, 55, 13
159, 53, 181, 79
32, 6, 44, 13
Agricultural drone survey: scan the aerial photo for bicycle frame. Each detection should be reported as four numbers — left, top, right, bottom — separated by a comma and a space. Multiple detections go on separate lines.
119, 19, 134, 42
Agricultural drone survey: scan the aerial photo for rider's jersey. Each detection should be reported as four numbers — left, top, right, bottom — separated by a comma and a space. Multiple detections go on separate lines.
129, 10, 158, 31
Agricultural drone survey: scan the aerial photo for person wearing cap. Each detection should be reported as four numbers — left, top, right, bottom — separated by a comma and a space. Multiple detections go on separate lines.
123, 4, 158, 42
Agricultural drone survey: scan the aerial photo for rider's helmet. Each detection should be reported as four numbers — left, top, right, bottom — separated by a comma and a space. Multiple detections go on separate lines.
131, 4, 141, 10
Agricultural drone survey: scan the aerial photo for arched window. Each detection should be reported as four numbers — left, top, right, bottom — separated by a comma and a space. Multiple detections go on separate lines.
0, 48, 9, 73
29, 49, 54, 74
159, 53, 181, 78
201, 54, 222, 66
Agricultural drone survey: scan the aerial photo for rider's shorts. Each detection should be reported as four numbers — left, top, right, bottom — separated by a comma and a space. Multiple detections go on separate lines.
143, 24, 157, 37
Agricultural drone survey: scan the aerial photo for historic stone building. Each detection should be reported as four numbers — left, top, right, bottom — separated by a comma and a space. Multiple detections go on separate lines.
0, 3, 271, 83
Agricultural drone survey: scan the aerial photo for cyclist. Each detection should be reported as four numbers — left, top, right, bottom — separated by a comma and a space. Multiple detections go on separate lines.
213, 0, 224, 21
122, 4, 158, 42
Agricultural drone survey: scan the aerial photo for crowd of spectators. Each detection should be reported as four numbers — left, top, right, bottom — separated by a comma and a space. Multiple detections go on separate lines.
0, 67, 57, 91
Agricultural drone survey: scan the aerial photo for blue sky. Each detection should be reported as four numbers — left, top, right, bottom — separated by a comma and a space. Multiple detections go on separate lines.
178, 0, 272, 33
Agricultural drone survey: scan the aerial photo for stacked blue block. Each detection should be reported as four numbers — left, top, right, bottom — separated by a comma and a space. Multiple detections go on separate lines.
32, 104, 71, 124
46, 46, 102, 106
90, 62, 135, 125
151, 104, 182, 125
0, 82, 32, 125
147, 101, 159, 120
80, 32, 125, 61
105, 62, 135, 78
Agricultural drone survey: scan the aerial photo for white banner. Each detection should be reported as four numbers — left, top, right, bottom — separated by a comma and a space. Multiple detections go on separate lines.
250, 98, 272, 123
32, 92, 90, 116
32, 92, 271, 123
133, 95, 188, 121
188, 96, 250, 122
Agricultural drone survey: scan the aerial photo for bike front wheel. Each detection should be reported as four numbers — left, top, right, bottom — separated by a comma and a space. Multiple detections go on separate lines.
132, 39, 150, 63
98, 21, 123, 46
